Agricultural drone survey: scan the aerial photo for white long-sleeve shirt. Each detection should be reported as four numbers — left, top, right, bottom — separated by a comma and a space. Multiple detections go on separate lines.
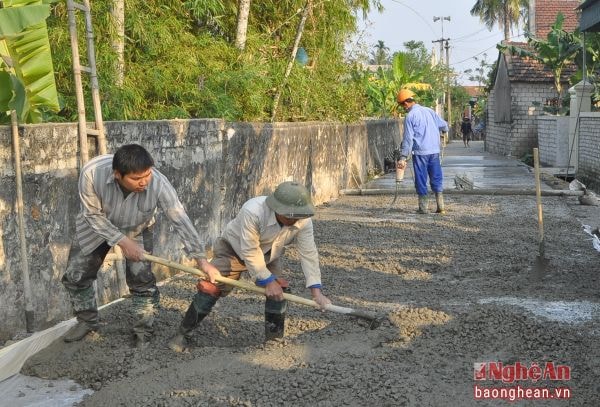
75, 154, 205, 258
221, 196, 322, 287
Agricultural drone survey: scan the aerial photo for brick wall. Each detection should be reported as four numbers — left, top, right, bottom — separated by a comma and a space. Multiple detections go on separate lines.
487, 82, 560, 158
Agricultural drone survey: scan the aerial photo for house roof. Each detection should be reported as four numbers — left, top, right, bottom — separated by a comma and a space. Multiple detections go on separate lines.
502, 42, 577, 83
463, 86, 484, 97
533, 0, 580, 38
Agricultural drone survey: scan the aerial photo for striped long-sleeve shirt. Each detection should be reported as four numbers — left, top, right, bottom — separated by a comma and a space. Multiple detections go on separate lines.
75, 154, 205, 258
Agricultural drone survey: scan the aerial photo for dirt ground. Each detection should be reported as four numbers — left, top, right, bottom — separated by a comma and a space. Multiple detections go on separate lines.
22, 192, 600, 406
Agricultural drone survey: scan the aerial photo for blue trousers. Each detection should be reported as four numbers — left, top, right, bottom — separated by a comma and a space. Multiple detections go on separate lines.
412, 153, 443, 196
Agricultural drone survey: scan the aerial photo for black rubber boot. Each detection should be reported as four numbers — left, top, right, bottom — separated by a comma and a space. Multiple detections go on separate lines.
168, 292, 218, 352
63, 322, 97, 342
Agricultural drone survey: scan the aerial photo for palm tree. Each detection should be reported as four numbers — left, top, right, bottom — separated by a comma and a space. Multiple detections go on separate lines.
371, 40, 390, 65
470, 0, 527, 42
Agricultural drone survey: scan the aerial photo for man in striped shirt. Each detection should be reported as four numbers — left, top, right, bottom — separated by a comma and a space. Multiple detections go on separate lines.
61, 144, 220, 347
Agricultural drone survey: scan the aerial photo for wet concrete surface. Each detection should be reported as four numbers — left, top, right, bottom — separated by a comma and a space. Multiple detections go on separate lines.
11, 138, 600, 406
365, 141, 553, 192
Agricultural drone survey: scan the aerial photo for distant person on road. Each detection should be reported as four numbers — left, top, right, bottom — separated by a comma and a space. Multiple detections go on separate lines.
461, 117, 472, 147
395, 89, 449, 214
61, 144, 220, 348
168, 181, 331, 352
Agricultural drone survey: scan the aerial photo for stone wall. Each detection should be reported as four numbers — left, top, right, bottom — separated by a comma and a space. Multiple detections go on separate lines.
577, 113, 600, 191
487, 82, 560, 158
0, 119, 399, 341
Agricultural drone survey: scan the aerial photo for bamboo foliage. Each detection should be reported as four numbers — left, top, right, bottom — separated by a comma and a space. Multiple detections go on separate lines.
42, 0, 376, 122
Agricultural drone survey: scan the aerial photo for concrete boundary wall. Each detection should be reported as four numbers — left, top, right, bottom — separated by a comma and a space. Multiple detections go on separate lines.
0, 118, 400, 342
578, 113, 600, 191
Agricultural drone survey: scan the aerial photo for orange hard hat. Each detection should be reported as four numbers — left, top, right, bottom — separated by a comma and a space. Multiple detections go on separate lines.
397, 89, 415, 104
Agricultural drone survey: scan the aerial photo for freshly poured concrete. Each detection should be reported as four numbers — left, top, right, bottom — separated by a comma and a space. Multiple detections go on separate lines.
9, 138, 600, 406
0, 373, 91, 407
364, 141, 552, 192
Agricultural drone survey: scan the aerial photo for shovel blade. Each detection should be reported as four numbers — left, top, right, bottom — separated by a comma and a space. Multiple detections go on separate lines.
533, 255, 549, 276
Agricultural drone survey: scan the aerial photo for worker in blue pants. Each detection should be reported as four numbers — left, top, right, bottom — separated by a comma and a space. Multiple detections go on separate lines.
395, 89, 448, 214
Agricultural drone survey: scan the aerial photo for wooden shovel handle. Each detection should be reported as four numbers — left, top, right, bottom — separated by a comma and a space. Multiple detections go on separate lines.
142, 253, 380, 325
533, 148, 545, 256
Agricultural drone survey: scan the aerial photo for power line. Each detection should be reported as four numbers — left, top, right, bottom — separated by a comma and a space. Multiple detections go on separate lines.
450, 32, 525, 66
387, 0, 437, 36
454, 30, 502, 44
453, 27, 489, 42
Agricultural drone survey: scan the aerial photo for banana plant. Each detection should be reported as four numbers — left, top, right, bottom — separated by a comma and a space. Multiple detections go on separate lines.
499, 13, 580, 103
0, 0, 59, 123
363, 51, 434, 117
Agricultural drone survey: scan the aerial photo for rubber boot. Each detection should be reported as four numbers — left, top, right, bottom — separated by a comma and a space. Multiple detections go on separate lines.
168, 292, 218, 352
417, 195, 429, 214
63, 321, 97, 342
435, 192, 445, 214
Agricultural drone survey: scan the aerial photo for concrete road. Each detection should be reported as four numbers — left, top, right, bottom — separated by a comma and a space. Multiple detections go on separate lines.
363, 140, 559, 193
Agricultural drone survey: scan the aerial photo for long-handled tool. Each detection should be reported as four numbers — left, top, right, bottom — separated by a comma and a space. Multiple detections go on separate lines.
143, 253, 382, 329
533, 148, 549, 274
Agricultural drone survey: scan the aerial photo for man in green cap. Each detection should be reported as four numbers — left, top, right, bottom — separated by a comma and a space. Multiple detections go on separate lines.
168, 181, 331, 352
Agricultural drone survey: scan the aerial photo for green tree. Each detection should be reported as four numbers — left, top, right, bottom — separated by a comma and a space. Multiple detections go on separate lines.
571, 31, 600, 102
361, 43, 446, 118
464, 53, 493, 88
370, 40, 389, 65
499, 13, 580, 102
470, 0, 527, 41
44, 0, 379, 122
0, 0, 59, 123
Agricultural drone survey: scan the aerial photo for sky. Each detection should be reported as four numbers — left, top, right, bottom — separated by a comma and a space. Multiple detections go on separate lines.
352, 0, 526, 85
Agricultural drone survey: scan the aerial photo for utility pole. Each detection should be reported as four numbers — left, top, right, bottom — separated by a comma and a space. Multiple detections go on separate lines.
432, 16, 450, 120
445, 39, 451, 135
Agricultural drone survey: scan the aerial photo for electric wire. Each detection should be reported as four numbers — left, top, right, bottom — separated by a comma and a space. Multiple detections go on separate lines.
450, 32, 525, 66
453, 27, 489, 42
386, 0, 437, 36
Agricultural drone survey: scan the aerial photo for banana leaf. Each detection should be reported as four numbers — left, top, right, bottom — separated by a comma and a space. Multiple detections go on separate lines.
0, 0, 59, 123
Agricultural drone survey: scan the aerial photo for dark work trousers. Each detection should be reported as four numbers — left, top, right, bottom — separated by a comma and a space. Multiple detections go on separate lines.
61, 227, 159, 337
187, 238, 287, 329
